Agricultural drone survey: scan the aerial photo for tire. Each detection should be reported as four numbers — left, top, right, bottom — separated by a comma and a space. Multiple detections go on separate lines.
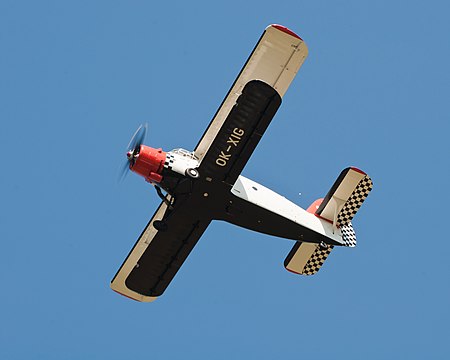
153, 220, 168, 232
319, 241, 328, 250
185, 168, 200, 179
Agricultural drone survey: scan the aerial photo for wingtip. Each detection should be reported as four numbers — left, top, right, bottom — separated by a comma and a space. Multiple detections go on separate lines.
111, 283, 158, 303
112, 288, 141, 302
285, 266, 302, 275
269, 24, 303, 40
350, 166, 367, 175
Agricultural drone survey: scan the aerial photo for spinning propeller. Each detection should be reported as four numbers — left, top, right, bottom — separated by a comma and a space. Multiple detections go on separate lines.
119, 123, 148, 181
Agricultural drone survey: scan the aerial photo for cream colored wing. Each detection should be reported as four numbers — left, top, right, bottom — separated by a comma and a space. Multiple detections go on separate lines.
194, 24, 308, 161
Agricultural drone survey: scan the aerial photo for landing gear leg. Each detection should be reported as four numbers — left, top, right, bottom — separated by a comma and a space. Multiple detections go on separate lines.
152, 186, 175, 231
152, 185, 190, 232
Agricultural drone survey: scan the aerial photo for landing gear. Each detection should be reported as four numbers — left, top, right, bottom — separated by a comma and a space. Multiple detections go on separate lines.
153, 220, 168, 232
185, 168, 200, 179
155, 186, 175, 208
319, 241, 329, 250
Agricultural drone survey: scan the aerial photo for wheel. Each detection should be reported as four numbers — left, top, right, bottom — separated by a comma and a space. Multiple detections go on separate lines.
153, 220, 168, 231
185, 168, 200, 179
319, 241, 328, 250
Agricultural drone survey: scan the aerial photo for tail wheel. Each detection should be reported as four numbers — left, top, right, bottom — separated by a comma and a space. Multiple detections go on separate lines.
185, 168, 200, 179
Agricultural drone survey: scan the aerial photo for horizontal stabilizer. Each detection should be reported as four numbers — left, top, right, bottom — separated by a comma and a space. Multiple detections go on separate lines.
316, 167, 373, 228
284, 242, 333, 275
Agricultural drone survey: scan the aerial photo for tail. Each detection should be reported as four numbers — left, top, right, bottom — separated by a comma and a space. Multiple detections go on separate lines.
284, 241, 333, 275
284, 167, 373, 275
316, 167, 373, 230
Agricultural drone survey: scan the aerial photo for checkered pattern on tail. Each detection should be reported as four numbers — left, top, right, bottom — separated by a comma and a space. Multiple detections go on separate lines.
341, 222, 356, 247
336, 175, 373, 227
164, 153, 175, 170
302, 245, 334, 275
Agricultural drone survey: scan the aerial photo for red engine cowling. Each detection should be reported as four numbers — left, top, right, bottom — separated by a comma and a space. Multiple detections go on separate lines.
130, 145, 166, 183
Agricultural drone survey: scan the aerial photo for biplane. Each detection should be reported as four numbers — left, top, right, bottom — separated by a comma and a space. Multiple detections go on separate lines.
111, 24, 373, 302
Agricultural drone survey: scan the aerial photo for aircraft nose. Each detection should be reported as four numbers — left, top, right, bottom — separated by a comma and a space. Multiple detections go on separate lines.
129, 145, 167, 182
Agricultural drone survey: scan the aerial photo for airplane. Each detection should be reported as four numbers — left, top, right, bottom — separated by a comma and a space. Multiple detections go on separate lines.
111, 24, 373, 302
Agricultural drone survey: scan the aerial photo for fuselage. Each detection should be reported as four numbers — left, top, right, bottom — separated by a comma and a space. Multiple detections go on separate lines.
128, 145, 345, 246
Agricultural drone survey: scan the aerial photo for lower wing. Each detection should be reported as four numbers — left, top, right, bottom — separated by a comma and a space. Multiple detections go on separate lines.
111, 201, 210, 302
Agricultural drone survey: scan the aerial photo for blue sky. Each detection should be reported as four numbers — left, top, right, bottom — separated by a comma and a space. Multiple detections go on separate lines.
1, 1, 449, 358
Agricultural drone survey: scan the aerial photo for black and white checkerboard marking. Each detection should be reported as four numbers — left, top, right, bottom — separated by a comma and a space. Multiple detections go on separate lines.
337, 175, 373, 227
302, 245, 334, 275
164, 153, 175, 170
341, 222, 357, 247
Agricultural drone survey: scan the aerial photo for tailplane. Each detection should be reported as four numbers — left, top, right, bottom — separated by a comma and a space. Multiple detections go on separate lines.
316, 167, 373, 230
284, 167, 373, 275
284, 241, 333, 275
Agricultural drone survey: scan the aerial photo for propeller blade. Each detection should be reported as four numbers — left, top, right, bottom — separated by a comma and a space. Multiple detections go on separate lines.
127, 123, 147, 154
118, 123, 148, 183
118, 160, 131, 183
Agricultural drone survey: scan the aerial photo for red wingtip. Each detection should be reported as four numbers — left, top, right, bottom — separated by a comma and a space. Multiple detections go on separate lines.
285, 266, 302, 275
350, 167, 367, 175
112, 288, 140, 302
270, 24, 302, 40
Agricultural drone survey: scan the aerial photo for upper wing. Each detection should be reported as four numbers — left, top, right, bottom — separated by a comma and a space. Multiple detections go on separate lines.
111, 200, 211, 302
194, 25, 308, 183
197, 80, 281, 185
